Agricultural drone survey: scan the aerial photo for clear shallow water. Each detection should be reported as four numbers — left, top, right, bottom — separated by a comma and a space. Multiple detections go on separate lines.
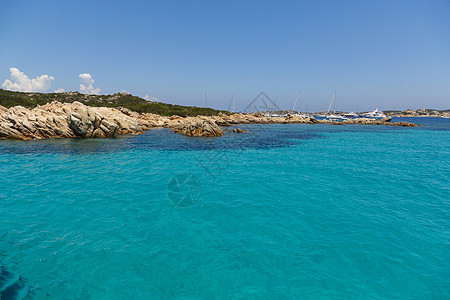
0, 118, 449, 299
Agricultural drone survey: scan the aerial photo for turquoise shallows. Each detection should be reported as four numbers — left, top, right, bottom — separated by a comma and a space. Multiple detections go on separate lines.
0, 118, 449, 299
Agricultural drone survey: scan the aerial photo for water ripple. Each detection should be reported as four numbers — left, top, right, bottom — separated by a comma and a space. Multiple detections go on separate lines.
0, 118, 449, 298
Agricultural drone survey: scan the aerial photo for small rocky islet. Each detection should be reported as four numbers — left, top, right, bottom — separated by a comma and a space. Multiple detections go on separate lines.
0, 101, 418, 140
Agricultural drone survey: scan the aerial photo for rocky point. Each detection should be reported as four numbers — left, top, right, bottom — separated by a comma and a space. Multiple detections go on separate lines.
0, 102, 419, 140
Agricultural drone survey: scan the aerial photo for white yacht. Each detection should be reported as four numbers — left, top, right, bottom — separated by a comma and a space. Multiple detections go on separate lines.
326, 115, 347, 121
293, 112, 310, 118
344, 112, 358, 118
361, 108, 386, 119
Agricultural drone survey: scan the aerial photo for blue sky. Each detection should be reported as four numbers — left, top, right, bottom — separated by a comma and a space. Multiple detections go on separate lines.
1, 0, 449, 111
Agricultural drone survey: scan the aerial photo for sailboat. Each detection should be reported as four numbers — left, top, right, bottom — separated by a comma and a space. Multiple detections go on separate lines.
291, 92, 309, 118
227, 94, 235, 113
326, 92, 347, 121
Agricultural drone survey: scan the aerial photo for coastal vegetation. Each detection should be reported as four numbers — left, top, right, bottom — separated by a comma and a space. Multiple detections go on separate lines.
0, 89, 229, 116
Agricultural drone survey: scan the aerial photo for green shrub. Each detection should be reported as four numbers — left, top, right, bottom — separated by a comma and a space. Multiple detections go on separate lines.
0, 89, 230, 116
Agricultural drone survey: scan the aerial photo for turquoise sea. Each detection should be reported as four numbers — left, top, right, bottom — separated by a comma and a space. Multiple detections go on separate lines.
0, 117, 449, 299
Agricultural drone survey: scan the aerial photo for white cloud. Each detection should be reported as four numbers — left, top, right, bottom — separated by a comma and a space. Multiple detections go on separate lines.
2, 67, 54, 92
79, 73, 100, 94
54, 88, 65, 93
143, 93, 159, 101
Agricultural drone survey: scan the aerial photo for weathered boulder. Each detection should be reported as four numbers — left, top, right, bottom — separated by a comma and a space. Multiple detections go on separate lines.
172, 118, 224, 137
232, 127, 249, 133
136, 112, 167, 130
216, 113, 284, 125
118, 107, 140, 119
214, 117, 233, 126
392, 121, 418, 127
342, 117, 417, 127
68, 104, 95, 137
284, 113, 317, 124
95, 107, 143, 135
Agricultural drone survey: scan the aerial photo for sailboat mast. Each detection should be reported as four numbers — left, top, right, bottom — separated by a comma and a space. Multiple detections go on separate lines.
232, 95, 235, 113
228, 94, 235, 112
292, 91, 301, 114
327, 93, 334, 116
333, 92, 336, 114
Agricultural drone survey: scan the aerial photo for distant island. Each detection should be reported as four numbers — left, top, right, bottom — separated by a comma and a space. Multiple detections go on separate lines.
384, 109, 450, 118
1, 94, 419, 141
0, 89, 228, 117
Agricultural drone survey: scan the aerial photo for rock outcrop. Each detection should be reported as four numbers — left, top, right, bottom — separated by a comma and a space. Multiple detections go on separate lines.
0, 102, 419, 140
232, 128, 249, 133
0, 101, 143, 140
342, 117, 417, 127
171, 117, 224, 137
284, 113, 318, 124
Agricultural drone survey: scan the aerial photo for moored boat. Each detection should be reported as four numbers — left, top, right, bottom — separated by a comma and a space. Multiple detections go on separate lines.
325, 92, 348, 121
344, 112, 358, 118
361, 108, 386, 119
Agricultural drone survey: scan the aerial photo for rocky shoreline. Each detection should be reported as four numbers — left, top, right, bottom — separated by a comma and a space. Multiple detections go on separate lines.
0, 102, 418, 140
